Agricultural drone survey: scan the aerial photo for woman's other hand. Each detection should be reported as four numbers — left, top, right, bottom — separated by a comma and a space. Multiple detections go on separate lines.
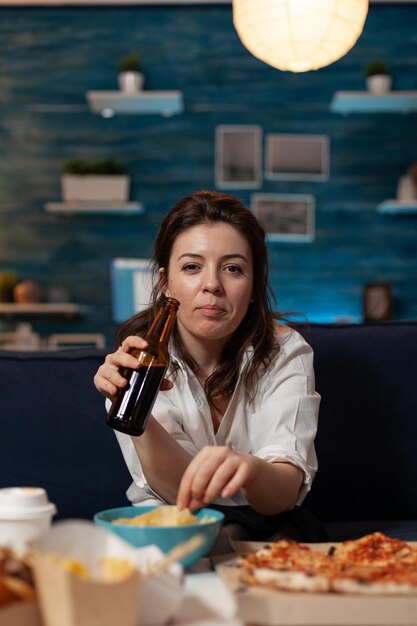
176, 446, 256, 511
93, 335, 173, 401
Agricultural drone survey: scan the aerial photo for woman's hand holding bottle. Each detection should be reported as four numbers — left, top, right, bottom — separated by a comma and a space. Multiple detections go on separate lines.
93, 336, 173, 401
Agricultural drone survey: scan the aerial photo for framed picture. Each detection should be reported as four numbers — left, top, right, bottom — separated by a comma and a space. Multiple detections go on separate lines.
251, 193, 315, 242
215, 125, 262, 189
363, 283, 393, 322
110, 258, 154, 324
265, 134, 329, 181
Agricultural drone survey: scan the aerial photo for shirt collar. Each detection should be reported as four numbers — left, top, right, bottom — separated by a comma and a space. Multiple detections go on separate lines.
169, 341, 254, 379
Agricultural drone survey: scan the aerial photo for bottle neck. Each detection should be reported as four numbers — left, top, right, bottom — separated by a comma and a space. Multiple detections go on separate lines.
146, 297, 179, 347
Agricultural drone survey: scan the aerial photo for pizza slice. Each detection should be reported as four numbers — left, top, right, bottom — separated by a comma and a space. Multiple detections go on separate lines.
330, 560, 417, 595
238, 533, 417, 595
239, 539, 336, 592
327, 532, 417, 594
330, 532, 411, 568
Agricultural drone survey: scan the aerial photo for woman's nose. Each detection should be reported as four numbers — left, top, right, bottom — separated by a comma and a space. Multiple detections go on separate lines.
202, 270, 223, 293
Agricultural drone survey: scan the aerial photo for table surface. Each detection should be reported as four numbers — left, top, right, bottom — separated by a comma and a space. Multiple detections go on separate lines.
171, 541, 260, 626
174, 570, 243, 626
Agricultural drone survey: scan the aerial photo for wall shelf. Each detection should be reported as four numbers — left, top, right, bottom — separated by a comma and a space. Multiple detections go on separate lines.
0, 303, 88, 319
85, 90, 183, 117
377, 200, 417, 215
44, 201, 144, 216
330, 91, 417, 114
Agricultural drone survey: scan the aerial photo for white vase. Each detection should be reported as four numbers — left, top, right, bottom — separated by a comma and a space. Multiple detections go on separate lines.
118, 71, 145, 92
397, 175, 416, 202
366, 74, 392, 95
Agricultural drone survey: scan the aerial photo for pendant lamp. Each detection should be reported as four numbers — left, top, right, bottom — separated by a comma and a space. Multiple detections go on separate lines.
233, 0, 369, 73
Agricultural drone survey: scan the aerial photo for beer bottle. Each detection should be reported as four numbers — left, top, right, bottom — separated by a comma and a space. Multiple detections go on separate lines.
107, 297, 179, 436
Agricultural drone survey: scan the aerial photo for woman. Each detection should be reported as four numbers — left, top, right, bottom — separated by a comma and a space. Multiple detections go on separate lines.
94, 190, 323, 543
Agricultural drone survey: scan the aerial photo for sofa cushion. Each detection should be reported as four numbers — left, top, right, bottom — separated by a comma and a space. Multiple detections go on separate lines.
0, 348, 131, 520
301, 322, 417, 524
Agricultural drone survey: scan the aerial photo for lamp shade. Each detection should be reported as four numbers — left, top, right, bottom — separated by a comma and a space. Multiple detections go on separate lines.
233, 0, 369, 73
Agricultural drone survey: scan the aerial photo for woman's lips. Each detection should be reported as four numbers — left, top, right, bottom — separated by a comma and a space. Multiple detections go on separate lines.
198, 305, 225, 318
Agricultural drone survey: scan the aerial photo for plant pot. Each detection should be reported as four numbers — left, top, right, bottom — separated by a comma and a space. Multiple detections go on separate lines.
61, 175, 130, 202
118, 71, 145, 92
366, 74, 392, 95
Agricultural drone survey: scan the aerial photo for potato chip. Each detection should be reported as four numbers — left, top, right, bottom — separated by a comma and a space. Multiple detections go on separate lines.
112, 505, 199, 527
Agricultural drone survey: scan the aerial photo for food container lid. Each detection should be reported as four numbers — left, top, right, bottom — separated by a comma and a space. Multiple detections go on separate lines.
0, 486, 57, 520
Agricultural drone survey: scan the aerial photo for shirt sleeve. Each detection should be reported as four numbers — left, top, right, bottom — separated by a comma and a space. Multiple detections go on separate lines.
105, 393, 199, 503
247, 330, 320, 503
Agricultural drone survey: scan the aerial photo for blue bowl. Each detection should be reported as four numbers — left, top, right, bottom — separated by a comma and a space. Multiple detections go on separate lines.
93, 505, 224, 568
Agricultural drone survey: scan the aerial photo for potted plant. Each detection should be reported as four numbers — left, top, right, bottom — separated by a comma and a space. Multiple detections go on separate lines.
61, 158, 130, 203
364, 60, 392, 94
118, 52, 144, 92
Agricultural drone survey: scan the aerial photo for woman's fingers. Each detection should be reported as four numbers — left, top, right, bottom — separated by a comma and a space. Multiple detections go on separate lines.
202, 455, 250, 503
94, 336, 174, 401
188, 496, 205, 511
177, 447, 252, 510
93, 335, 148, 399
120, 335, 148, 354
220, 461, 251, 499
94, 370, 172, 401
176, 448, 213, 509
93, 374, 119, 400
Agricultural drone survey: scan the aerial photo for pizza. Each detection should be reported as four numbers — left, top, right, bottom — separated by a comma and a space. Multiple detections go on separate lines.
238, 532, 417, 595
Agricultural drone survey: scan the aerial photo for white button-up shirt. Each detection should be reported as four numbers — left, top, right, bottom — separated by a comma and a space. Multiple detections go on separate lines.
112, 328, 320, 507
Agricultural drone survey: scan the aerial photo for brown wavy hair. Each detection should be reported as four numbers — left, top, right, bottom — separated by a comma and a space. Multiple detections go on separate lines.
115, 190, 281, 405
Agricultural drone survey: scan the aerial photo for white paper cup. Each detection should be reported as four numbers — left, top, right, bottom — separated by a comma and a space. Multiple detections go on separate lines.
0, 486, 56, 553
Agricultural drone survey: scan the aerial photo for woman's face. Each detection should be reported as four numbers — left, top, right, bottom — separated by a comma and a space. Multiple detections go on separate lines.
162, 222, 254, 349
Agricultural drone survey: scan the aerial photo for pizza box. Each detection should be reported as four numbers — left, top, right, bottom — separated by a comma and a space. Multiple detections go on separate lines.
215, 541, 417, 626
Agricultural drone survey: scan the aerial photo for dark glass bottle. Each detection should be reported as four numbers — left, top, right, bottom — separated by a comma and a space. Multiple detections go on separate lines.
107, 297, 179, 436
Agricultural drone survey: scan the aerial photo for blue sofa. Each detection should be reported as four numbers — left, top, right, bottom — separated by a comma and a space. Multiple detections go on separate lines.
1, 322, 417, 541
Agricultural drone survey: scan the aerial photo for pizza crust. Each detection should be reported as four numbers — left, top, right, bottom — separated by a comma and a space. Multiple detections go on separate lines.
253, 567, 331, 593
331, 577, 417, 596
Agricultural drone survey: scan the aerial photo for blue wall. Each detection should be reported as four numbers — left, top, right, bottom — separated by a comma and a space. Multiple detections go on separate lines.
1, 3, 417, 345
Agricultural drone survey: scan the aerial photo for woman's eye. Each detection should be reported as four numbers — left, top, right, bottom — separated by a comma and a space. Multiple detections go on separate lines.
224, 264, 242, 274
183, 263, 200, 272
